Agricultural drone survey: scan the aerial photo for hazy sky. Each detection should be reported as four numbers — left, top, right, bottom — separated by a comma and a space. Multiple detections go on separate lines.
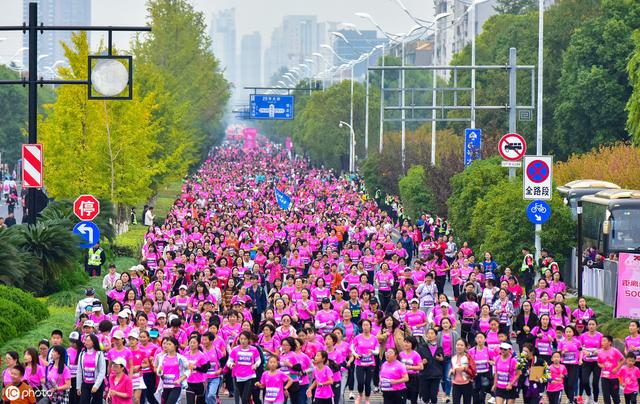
0, 0, 435, 60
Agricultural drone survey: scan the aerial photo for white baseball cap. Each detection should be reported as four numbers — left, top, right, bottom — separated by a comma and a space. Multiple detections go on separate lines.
112, 330, 125, 340
500, 342, 513, 350
83, 320, 95, 328
112, 357, 127, 367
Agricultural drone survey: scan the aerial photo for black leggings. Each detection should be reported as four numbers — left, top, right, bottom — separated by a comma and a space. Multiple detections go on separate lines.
581, 361, 601, 401
405, 374, 419, 404
547, 390, 561, 404
187, 381, 206, 404
332, 382, 342, 404
379, 291, 391, 312
235, 378, 256, 404
79, 382, 104, 404
473, 372, 492, 404
69, 377, 79, 404
355, 366, 374, 396
564, 363, 579, 402
626, 392, 638, 404
452, 383, 472, 404
162, 387, 182, 404
420, 378, 440, 404
141, 372, 159, 404
602, 378, 621, 404
382, 389, 405, 404
435, 276, 446, 295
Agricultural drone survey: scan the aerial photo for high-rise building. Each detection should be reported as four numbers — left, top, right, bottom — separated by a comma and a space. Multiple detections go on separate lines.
240, 32, 261, 88
22, 0, 91, 72
264, 15, 318, 85
210, 8, 237, 85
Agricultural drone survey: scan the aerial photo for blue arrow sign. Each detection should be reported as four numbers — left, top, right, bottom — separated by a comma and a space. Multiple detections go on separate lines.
526, 200, 551, 225
464, 128, 482, 168
73, 221, 101, 248
250, 95, 294, 120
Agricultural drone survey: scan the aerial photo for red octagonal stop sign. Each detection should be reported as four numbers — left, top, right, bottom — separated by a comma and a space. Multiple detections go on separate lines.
73, 194, 100, 221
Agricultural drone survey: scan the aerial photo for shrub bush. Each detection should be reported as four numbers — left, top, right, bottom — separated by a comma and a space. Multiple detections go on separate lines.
0, 317, 17, 346
113, 225, 146, 258
0, 297, 38, 335
0, 285, 48, 322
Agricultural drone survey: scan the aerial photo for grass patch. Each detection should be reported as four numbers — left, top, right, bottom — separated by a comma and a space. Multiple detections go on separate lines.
153, 180, 182, 221
565, 296, 632, 340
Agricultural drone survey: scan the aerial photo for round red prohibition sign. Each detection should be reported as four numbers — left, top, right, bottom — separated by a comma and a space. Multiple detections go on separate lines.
526, 160, 550, 183
498, 133, 527, 161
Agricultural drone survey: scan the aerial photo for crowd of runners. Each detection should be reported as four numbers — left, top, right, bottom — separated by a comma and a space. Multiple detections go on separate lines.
2, 137, 640, 404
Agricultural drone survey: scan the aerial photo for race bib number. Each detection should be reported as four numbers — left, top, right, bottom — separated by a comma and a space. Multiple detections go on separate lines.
265, 387, 280, 402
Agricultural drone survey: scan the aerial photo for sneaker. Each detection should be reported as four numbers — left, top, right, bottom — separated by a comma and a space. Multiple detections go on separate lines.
487, 397, 496, 404
373, 387, 380, 394
576, 396, 584, 404
445, 396, 451, 403
355, 396, 360, 404
348, 392, 355, 400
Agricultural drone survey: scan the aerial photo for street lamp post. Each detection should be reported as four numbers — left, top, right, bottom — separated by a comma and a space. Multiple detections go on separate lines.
339, 121, 356, 172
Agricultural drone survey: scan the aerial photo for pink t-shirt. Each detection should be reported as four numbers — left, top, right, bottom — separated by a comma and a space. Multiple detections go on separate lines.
260, 370, 289, 403
597, 347, 624, 379
229, 346, 260, 380
469, 346, 494, 374
399, 350, 422, 375
405, 310, 427, 337
618, 365, 640, 394
494, 356, 517, 389
375, 271, 394, 291
312, 365, 334, 399
379, 360, 408, 391
547, 364, 567, 392
579, 332, 602, 362
558, 338, 581, 365
625, 335, 640, 361
352, 334, 378, 367
23, 364, 45, 388
184, 350, 208, 383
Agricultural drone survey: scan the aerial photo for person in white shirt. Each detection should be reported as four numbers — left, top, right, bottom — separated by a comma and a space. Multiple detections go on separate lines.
144, 207, 155, 226
102, 264, 120, 291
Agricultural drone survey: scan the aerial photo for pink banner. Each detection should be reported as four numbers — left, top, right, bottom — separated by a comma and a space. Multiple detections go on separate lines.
285, 137, 293, 151
243, 128, 257, 150
617, 252, 640, 319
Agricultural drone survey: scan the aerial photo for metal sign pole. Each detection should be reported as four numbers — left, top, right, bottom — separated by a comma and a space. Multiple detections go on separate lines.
508, 47, 517, 180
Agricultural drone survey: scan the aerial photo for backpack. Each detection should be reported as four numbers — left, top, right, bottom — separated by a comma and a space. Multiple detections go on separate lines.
465, 353, 477, 379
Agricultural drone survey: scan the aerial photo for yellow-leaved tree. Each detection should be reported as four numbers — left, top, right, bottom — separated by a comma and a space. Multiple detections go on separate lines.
40, 32, 160, 217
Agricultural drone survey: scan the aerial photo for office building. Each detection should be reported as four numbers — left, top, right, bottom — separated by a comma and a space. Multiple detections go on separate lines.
210, 8, 237, 85
240, 31, 262, 88
332, 29, 384, 78
264, 15, 319, 85
22, 0, 91, 72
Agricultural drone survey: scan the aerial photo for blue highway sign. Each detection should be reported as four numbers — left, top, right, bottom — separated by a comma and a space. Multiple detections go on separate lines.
250, 95, 294, 120
464, 128, 482, 167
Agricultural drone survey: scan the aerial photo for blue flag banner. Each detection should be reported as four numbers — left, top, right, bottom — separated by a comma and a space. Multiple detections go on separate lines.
275, 188, 291, 210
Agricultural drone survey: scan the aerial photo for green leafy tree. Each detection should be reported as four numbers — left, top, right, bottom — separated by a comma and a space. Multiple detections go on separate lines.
469, 178, 574, 267
398, 165, 436, 220
448, 157, 507, 245
626, 30, 640, 144
553, 0, 639, 158
494, 0, 537, 15
133, 0, 230, 186
0, 230, 38, 291
40, 32, 160, 219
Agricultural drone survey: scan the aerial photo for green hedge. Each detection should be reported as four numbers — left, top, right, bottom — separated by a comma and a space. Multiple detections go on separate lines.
113, 225, 146, 258
0, 285, 48, 321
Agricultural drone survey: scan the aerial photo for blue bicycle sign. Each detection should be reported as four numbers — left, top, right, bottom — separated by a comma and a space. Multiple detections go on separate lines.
526, 200, 551, 225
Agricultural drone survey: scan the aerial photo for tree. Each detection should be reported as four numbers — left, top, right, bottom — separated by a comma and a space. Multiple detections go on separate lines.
398, 166, 436, 220
133, 0, 230, 186
554, 143, 640, 189
553, 0, 639, 158
469, 178, 574, 267
39, 32, 160, 219
627, 30, 640, 143
448, 157, 507, 245
494, 0, 537, 15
